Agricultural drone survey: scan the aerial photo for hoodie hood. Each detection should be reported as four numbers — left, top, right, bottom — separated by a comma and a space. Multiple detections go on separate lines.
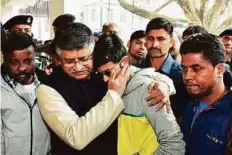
123, 66, 157, 95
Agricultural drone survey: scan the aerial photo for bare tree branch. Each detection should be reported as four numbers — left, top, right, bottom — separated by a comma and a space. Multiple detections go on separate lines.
220, 0, 230, 14
118, 0, 187, 22
213, 16, 232, 34
118, 0, 232, 34
207, 0, 228, 31
176, 0, 201, 24
199, 0, 207, 27
154, 0, 175, 12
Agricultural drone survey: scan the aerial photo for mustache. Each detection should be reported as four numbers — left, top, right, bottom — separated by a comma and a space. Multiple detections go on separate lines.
15, 72, 31, 77
184, 80, 199, 86
70, 70, 89, 74
148, 47, 161, 52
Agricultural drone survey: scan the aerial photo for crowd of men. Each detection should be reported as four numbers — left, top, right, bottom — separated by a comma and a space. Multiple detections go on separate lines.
1, 13, 232, 155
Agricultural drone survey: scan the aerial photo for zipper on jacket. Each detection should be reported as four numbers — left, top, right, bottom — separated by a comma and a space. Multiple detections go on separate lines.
30, 100, 37, 155
7, 87, 36, 155
29, 107, 33, 155
190, 107, 215, 136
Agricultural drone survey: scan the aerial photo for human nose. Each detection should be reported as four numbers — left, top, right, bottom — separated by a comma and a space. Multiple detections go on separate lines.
103, 75, 110, 82
19, 29, 26, 33
183, 68, 194, 81
18, 63, 27, 72
140, 44, 146, 50
74, 62, 84, 71
152, 39, 159, 47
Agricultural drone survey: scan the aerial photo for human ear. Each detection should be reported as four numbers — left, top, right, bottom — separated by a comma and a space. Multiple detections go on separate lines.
127, 41, 131, 49
216, 63, 225, 78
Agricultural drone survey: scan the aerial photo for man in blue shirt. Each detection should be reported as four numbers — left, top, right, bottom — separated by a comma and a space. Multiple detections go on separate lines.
143, 17, 189, 121
180, 33, 232, 155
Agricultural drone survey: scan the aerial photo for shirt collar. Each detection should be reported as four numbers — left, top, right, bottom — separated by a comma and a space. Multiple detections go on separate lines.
158, 54, 175, 74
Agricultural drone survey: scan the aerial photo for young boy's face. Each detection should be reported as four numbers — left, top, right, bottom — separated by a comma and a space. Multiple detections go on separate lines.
97, 61, 123, 82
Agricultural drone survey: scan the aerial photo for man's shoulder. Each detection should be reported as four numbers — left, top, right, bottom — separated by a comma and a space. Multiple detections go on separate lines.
170, 60, 182, 73
219, 91, 232, 112
131, 66, 157, 79
126, 67, 155, 94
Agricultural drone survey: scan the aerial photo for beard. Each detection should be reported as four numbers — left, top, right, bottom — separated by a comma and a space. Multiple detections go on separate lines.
131, 53, 146, 60
187, 84, 214, 100
14, 72, 34, 85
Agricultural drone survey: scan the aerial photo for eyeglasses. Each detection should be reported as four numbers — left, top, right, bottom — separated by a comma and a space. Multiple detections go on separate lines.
97, 59, 123, 77
62, 53, 93, 68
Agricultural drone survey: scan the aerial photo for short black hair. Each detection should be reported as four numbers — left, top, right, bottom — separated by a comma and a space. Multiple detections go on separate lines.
2, 31, 35, 54
52, 14, 76, 29
93, 33, 127, 68
180, 33, 225, 67
182, 25, 208, 39
54, 22, 94, 51
130, 30, 145, 41
146, 17, 173, 36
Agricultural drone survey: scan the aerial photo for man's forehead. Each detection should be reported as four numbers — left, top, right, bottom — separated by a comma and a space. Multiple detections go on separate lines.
13, 24, 31, 28
146, 29, 171, 37
61, 47, 92, 57
133, 38, 146, 42
6, 47, 34, 57
181, 53, 212, 65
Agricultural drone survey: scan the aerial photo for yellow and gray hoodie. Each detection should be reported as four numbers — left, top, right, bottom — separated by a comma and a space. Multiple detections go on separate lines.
118, 66, 185, 155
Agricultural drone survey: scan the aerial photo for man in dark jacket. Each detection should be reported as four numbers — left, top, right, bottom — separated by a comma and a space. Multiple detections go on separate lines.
180, 33, 232, 155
